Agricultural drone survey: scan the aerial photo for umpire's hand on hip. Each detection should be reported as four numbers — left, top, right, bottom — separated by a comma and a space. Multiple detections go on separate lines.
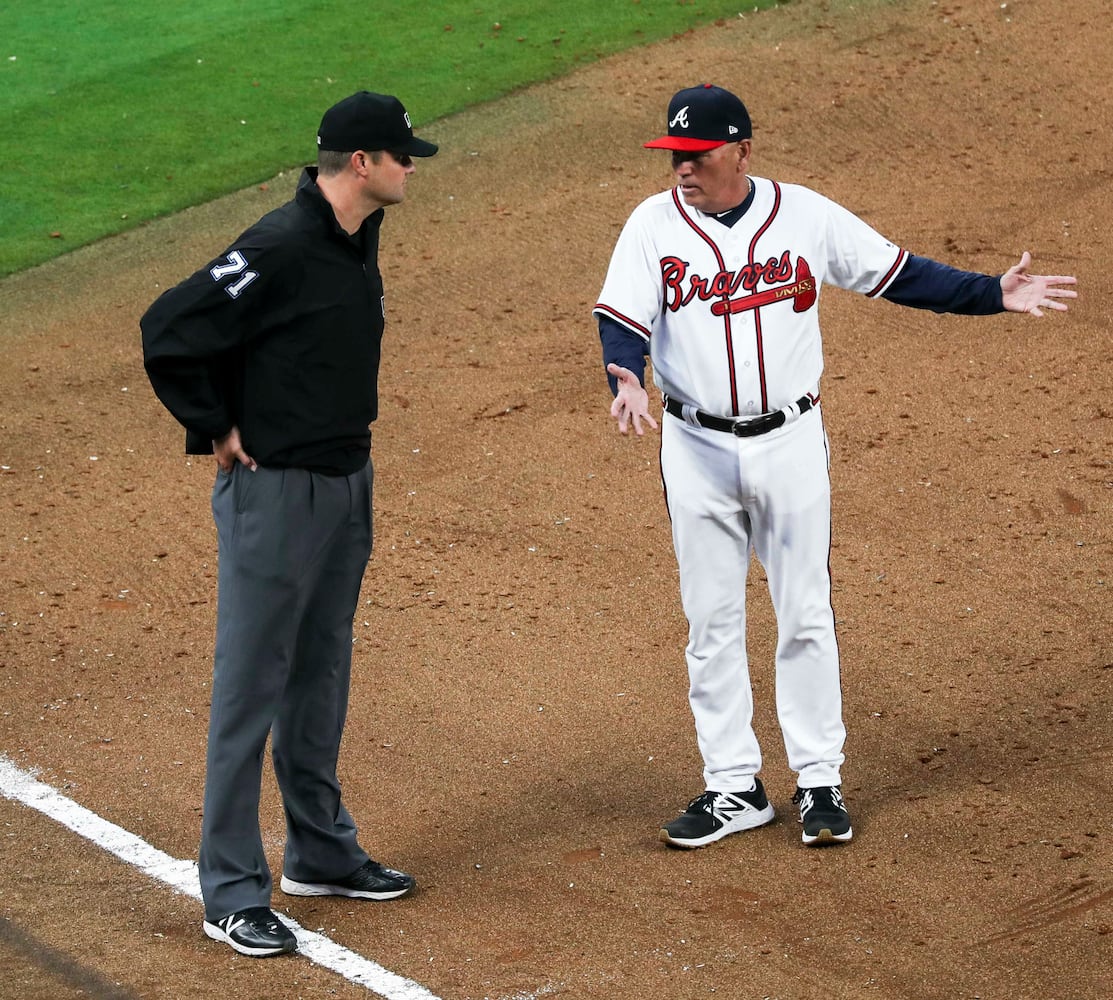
214, 427, 258, 473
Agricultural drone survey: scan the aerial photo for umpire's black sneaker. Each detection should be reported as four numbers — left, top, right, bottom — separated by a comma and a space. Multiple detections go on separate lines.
202, 906, 297, 957
659, 780, 776, 848
793, 785, 853, 845
280, 859, 415, 900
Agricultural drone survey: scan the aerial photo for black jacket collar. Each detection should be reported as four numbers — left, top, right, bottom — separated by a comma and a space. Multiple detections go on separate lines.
295, 166, 384, 240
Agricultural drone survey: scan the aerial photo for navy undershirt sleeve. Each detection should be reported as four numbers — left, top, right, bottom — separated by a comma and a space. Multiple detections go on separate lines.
598, 316, 649, 395
883, 254, 1004, 314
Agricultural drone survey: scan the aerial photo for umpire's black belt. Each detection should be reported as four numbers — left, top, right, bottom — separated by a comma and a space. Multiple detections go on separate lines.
663, 393, 817, 437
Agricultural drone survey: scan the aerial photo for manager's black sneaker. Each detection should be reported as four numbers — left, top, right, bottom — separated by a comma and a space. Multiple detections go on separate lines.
793, 785, 853, 845
202, 906, 297, 957
659, 780, 776, 848
280, 859, 415, 900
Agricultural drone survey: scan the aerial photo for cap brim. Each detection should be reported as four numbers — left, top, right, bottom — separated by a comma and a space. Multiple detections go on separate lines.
643, 136, 727, 151
397, 136, 439, 157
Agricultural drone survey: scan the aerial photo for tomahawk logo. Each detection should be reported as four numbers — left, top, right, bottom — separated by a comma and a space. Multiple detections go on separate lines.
669, 106, 690, 129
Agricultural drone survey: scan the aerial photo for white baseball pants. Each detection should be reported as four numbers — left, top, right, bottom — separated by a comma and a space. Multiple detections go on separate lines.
660, 407, 846, 791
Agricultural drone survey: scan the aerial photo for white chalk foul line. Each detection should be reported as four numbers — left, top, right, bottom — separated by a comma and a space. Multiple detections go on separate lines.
0, 755, 442, 1000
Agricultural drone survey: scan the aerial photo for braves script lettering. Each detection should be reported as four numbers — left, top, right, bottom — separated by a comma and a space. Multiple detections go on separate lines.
660, 251, 796, 311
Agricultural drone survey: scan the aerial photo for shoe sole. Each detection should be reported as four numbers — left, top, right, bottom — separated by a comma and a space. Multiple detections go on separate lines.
659, 804, 776, 849
202, 920, 297, 957
279, 875, 413, 900
801, 825, 854, 846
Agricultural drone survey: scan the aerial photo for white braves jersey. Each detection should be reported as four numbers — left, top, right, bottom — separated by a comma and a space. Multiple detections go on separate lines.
594, 177, 908, 416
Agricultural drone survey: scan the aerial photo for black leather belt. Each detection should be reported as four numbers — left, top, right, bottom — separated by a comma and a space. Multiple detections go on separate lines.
663, 394, 816, 438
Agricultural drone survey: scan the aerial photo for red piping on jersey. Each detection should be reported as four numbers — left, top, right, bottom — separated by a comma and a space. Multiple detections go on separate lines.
670, 187, 740, 413
867, 248, 909, 297
747, 180, 783, 413
593, 303, 652, 340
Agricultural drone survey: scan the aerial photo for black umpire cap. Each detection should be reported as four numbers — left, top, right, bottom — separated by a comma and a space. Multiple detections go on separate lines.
317, 91, 438, 156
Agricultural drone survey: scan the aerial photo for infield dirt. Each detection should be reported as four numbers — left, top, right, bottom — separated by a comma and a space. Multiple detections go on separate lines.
1, 1, 1110, 998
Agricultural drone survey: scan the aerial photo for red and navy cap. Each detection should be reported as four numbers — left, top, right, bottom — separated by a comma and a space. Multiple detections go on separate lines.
644, 84, 752, 151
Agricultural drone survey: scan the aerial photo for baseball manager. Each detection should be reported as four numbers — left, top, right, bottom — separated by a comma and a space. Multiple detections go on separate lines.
594, 84, 1077, 849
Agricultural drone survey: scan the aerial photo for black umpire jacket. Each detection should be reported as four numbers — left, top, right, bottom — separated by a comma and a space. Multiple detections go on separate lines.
141, 168, 385, 476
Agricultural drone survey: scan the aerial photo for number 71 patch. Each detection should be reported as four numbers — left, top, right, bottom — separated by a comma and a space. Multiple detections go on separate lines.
209, 250, 259, 299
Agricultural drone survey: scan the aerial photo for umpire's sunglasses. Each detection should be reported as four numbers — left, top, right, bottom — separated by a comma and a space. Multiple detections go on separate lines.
387, 150, 413, 167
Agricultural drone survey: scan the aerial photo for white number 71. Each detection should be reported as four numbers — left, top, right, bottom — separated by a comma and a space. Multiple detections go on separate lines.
210, 250, 259, 299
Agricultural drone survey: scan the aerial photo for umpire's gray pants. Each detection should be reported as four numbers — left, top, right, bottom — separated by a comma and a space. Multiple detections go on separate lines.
199, 460, 373, 920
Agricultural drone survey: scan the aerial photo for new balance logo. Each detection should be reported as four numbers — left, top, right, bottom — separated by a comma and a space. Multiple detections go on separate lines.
220, 914, 246, 934
711, 792, 750, 822
669, 106, 690, 129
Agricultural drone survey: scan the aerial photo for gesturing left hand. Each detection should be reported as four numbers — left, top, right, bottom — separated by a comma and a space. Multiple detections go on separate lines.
1000, 251, 1078, 317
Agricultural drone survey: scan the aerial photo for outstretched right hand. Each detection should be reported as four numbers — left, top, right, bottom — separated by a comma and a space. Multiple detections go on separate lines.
607, 363, 659, 437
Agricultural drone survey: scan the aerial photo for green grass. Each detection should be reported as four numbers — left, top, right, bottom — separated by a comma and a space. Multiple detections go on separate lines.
0, 0, 779, 277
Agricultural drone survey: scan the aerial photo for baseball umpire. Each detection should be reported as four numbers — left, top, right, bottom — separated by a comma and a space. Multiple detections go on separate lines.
594, 84, 1077, 848
141, 91, 437, 955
